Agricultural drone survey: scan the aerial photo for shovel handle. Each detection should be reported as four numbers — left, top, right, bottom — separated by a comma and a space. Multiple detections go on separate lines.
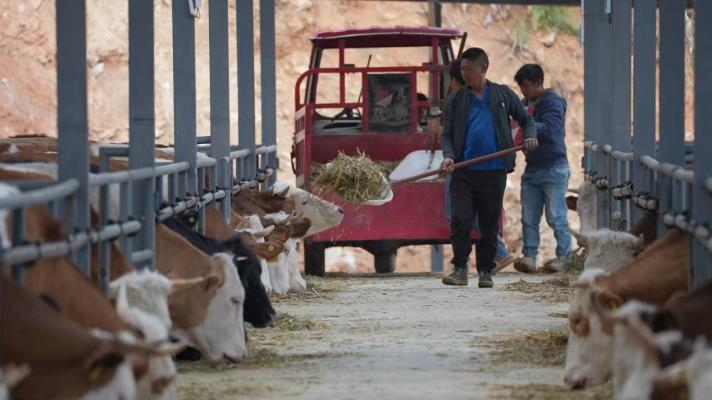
390, 145, 524, 187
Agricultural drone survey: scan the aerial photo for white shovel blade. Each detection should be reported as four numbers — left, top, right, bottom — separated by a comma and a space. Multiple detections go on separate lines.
389, 150, 443, 182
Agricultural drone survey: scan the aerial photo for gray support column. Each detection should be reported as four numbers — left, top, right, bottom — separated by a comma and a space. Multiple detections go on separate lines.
692, 0, 712, 289
658, 0, 686, 235
173, 0, 198, 196
610, 0, 631, 229
260, 0, 277, 186
631, 0, 656, 227
237, 0, 257, 178
56, 0, 90, 275
129, 0, 156, 270
429, 0, 443, 272
210, 0, 231, 220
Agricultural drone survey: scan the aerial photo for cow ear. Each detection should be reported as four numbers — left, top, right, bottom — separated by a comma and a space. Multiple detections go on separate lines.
632, 233, 645, 251
273, 185, 289, 198
203, 275, 222, 292
566, 195, 578, 211
85, 350, 125, 386
253, 241, 284, 259
593, 289, 622, 311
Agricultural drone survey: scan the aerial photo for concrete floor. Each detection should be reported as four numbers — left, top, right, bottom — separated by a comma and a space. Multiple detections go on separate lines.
176, 273, 590, 400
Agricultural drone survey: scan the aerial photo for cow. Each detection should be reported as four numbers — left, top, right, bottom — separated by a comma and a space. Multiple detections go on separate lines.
570, 229, 644, 272
564, 228, 689, 389
654, 337, 712, 400
566, 181, 597, 232
232, 185, 296, 216
155, 224, 247, 362
269, 181, 344, 237
1, 274, 137, 400
162, 214, 276, 328
262, 212, 310, 293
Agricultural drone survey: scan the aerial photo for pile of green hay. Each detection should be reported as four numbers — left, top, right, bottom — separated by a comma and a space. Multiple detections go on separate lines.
313, 151, 389, 204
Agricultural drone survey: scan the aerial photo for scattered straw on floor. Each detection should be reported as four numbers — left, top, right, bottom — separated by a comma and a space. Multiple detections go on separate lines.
272, 312, 331, 332
568, 247, 588, 275
503, 276, 572, 303
488, 382, 613, 400
313, 150, 389, 204
473, 325, 569, 367
271, 276, 346, 303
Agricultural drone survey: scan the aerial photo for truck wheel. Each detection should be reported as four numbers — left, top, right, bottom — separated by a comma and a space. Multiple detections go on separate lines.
374, 251, 396, 273
304, 241, 326, 276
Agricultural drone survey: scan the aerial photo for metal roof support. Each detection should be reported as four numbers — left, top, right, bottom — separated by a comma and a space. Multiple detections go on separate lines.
658, 0, 686, 236
238, 0, 257, 178
429, 0, 443, 274
631, 0, 656, 229
692, 0, 712, 289
210, 0, 231, 221
56, 0, 90, 275
260, 0, 278, 187
128, 0, 156, 271
173, 0, 198, 199
610, 0, 632, 230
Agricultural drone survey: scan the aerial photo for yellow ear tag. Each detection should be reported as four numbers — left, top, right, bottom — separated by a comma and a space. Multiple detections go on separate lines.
610, 300, 619, 310
268, 244, 275, 252
267, 256, 279, 264
88, 364, 104, 382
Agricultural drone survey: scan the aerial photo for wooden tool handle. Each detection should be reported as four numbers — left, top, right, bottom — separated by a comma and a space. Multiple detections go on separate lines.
390, 145, 524, 187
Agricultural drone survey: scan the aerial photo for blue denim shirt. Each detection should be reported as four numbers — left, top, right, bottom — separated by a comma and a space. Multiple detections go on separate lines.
461, 88, 505, 171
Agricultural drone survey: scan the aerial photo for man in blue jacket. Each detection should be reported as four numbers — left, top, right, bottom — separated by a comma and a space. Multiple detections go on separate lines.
440, 48, 538, 288
512, 64, 573, 273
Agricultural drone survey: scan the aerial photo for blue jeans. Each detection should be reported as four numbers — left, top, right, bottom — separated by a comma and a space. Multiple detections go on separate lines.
445, 176, 510, 261
520, 165, 573, 260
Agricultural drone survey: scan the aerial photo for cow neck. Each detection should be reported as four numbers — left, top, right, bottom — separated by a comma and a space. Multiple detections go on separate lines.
155, 224, 218, 279
203, 205, 237, 241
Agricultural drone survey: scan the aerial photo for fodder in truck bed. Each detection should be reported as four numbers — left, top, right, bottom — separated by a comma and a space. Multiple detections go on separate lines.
313, 151, 389, 204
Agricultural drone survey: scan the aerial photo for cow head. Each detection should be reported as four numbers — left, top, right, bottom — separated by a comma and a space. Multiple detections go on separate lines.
108, 271, 173, 331
564, 268, 616, 389
570, 229, 644, 272
286, 239, 307, 293
170, 253, 247, 362
270, 181, 344, 237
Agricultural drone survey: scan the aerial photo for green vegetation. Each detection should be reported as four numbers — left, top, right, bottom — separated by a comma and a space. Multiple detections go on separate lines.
531, 6, 580, 36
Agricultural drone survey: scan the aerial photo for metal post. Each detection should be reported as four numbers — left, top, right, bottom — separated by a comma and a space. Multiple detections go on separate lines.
595, 0, 613, 229
692, 0, 712, 288
173, 0, 197, 197
210, 0, 232, 221
57, 0, 90, 275
260, 0, 277, 186
610, 0, 631, 230
658, 0, 686, 236
237, 0, 257, 178
632, 0, 656, 227
129, 0, 156, 270
429, 0, 444, 272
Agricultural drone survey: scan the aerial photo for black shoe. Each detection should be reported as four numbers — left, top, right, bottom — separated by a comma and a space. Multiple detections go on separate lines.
442, 267, 468, 286
478, 271, 494, 288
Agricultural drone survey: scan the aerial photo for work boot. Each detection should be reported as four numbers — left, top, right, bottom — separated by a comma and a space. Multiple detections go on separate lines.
493, 254, 516, 275
478, 270, 494, 288
514, 256, 537, 273
543, 256, 571, 273
442, 267, 468, 286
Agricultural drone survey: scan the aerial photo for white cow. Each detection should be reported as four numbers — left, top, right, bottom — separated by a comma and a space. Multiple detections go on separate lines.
575, 180, 598, 233
237, 215, 275, 294
270, 181, 344, 237
262, 211, 308, 293
570, 229, 643, 272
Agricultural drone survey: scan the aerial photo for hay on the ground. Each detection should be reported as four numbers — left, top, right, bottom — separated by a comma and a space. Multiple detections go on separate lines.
313, 151, 389, 204
473, 326, 569, 367
503, 276, 573, 303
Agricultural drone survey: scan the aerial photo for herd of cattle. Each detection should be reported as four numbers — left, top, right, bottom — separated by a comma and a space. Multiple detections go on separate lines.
0, 136, 344, 399
564, 181, 711, 399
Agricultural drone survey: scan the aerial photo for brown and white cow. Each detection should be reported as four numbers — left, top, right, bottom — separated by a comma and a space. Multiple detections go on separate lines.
570, 229, 644, 272
0, 273, 136, 400
269, 181, 344, 237
564, 228, 689, 389
155, 224, 247, 362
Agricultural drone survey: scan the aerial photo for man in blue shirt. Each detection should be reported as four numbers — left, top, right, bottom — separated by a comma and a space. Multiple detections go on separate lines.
440, 48, 538, 288
512, 64, 573, 273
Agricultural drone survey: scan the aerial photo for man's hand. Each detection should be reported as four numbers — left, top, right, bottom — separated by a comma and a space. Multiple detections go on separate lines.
440, 157, 455, 176
523, 138, 539, 152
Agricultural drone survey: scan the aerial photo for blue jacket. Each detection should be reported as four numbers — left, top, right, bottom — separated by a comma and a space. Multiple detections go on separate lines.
523, 89, 568, 172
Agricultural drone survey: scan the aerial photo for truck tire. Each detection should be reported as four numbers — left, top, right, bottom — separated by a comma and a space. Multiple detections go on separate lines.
374, 251, 396, 273
304, 241, 326, 276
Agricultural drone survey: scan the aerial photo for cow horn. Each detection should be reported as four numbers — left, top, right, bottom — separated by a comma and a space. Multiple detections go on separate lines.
252, 225, 275, 239
570, 228, 588, 247
169, 277, 206, 293
236, 256, 248, 261
114, 282, 130, 314
273, 185, 290, 198
567, 187, 580, 194
2, 364, 31, 389
653, 360, 688, 390
626, 315, 659, 357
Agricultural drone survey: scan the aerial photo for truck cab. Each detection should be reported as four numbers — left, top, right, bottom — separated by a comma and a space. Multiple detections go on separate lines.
292, 26, 472, 275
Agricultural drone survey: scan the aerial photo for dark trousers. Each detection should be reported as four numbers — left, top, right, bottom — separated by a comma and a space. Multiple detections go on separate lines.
449, 169, 507, 273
